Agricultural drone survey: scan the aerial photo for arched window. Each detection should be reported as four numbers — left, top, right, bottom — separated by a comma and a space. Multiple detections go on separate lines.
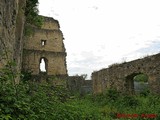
39, 57, 48, 73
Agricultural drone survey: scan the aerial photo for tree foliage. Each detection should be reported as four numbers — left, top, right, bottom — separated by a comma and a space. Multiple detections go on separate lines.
134, 74, 148, 82
25, 0, 43, 27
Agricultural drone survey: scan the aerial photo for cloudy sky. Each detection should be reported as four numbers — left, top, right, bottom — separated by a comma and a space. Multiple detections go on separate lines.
38, 0, 160, 79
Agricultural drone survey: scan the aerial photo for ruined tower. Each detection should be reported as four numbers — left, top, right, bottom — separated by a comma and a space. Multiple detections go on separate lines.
22, 16, 67, 80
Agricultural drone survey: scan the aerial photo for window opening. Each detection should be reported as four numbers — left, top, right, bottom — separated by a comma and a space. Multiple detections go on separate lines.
41, 40, 46, 46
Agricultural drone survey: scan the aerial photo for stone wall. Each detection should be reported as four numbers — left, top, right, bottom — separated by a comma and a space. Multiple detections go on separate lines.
81, 80, 93, 94
41, 16, 60, 30
24, 28, 65, 52
0, 0, 26, 82
67, 76, 92, 94
67, 76, 85, 92
22, 16, 67, 76
92, 53, 160, 94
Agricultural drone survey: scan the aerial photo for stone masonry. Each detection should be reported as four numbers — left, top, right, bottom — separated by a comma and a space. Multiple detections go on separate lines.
92, 53, 160, 94
67, 76, 92, 95
22, 16, 67, 78
0, 1, 91, 91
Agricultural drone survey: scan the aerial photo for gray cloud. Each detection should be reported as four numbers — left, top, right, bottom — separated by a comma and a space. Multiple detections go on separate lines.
68, 51, 107, 78
134, 40, 160, 54
68, 40, 160, 78
122, 40, 160, 62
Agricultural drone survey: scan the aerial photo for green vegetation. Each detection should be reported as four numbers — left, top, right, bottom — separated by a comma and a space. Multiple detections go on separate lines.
0, 62, 102, 119
25, 0, 43, 27
134, 73, 148, 82
24, 0, 44, 36
93, 89, 160, 119
0, 62, 160, 119
24, 25, 34, 37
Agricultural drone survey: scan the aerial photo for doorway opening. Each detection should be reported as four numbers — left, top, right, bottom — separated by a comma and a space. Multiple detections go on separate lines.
125, 73, 149, 94
133, 73, 149, 93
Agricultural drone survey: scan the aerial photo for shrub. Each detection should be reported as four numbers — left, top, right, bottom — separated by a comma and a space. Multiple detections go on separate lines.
120, 95, 139, 108
105, 89, 119, 101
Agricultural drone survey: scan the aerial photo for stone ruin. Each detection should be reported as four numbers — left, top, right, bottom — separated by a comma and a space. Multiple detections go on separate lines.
22, 16, 92, 92
92, 53, 160, 94
22, 16, 68, 84
1, 0, 159, 95
67, 76, 92, 95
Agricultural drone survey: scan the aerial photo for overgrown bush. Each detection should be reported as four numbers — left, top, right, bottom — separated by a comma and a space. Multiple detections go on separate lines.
93, 89, 120, 106
119, 95, 139, 108
1, 61, 160, 119
105, 89, 120, 102
0, 62, 104, 119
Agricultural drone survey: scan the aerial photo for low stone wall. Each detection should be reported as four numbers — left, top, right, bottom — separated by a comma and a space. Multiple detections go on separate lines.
28, 75, 93, 94
66, 76, 92, 94
66, 76, 85, 93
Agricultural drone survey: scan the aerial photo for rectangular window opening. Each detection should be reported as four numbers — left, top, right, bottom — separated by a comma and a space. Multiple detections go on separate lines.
41, 40, 46, 46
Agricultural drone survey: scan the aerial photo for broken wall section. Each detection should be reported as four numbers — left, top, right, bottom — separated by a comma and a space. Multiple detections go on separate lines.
92, 53, 160, 94
23, 16, 67, 77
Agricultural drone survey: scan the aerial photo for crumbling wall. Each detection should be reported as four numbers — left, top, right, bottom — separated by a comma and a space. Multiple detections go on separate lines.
92, 53, 160, 94
41, 16, 60, 30
23, 16, 67, 76
0, 0, 26, 82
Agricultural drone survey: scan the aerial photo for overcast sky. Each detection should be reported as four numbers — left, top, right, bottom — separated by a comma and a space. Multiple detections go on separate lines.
38, 0, 160, 79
